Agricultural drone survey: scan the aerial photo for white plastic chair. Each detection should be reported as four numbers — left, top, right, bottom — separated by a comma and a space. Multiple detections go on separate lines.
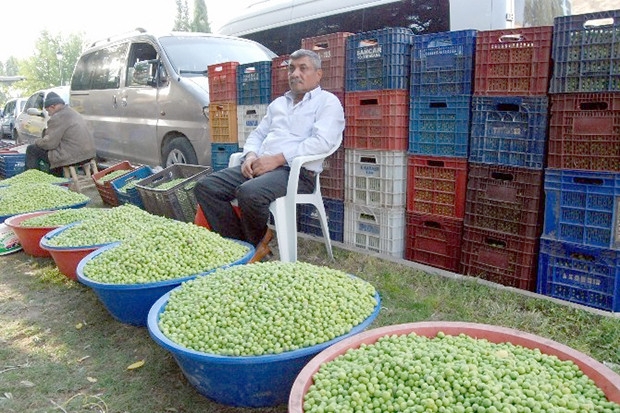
228, 140, 340, 262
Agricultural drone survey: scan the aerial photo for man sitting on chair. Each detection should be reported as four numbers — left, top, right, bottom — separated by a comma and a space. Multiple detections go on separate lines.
194, 49, 345, 263
25, 92, 97, 176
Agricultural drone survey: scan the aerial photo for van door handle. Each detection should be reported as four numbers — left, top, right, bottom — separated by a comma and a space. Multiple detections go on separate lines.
112, 95, 118, 109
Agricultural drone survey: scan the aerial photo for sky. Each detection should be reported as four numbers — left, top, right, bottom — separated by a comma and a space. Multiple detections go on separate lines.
0, 0, 251, 62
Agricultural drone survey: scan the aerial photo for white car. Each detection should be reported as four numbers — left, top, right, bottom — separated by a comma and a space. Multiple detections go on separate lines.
1, 97, 26, 139
15, 86, 70, 145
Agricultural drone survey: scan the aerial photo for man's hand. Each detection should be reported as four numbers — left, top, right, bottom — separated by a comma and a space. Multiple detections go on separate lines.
241, 153, 258, 178
242, 153, 285, 178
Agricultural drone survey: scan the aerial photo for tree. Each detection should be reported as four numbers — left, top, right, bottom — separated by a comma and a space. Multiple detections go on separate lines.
13, 31, 86, 96
191, 0, 211, 33
0, 57, 24, 104
173, 0, 191, 31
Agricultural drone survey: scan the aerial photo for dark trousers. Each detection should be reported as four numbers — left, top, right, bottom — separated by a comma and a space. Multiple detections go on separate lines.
24, 144, 62, 176
194, 165, 315, 246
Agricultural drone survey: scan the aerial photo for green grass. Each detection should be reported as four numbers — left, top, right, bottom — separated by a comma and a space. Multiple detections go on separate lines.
0, 237, 619, 413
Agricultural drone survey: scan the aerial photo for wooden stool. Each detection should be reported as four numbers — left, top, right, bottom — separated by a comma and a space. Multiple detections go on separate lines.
63, 159, 99, 193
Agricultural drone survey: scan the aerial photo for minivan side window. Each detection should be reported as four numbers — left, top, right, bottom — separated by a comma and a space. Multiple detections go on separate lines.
5, 101, 14, 114
24, 92, 44, 111
126, 43, 158, 87
72, 43, 128, 90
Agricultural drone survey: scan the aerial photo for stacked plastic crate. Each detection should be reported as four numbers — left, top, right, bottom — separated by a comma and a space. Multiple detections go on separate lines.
406, 29, 477, 272
538, 9, 620, 312
208, 61, 239, 171
460, 26, 554, 291
342, 27, 414, 258
296, 33, 352, 243
271, 54, 290, 101
236, 60, 271, 152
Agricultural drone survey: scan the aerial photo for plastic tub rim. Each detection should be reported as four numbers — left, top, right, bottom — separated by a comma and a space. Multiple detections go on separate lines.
0, 199, 89, 224
76, 239, 255, 291
288, 321, 620, 411
4, 210, 59, 231
39, 221, 110, 251
147, 281, 381, 365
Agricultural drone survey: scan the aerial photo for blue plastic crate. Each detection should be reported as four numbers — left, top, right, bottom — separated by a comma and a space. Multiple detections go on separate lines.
469, 96, 549, 169
0, 153, 26, 178
297, 198, 344, 243
411, 29, 477, 97
408, 95, 472, 157
211, 143, 239, 171
537, 237, 620, 312
236, 61, 272, 105
542, 168, 620, 249
345, 27, 414, 91
550, 9, 620, 93
111, 165, 154, 209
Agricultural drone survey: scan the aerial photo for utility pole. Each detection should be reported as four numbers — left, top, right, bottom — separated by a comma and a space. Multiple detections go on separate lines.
56, 49, 63, 86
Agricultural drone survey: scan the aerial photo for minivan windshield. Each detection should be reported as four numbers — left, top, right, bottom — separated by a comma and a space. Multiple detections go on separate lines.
159, 35, 276, 76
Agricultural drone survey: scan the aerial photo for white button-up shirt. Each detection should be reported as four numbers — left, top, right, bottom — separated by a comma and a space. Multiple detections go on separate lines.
242, 86, 345, 173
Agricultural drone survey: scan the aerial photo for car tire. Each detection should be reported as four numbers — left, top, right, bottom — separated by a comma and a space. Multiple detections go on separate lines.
162, 136, 198, 167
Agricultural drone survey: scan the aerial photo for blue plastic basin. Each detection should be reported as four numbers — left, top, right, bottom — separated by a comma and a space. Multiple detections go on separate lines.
76, 240, 254, 326
147, 282, 381, 407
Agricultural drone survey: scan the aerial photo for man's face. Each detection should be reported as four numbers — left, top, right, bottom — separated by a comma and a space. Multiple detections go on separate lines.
288, 56, 322, 96
45, 104, 60, 116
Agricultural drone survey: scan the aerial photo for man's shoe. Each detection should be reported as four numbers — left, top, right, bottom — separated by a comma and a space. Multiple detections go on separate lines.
249, 228, 273, 263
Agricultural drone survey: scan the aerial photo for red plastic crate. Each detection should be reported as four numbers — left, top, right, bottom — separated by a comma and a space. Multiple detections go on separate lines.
319, 145, 345, 200
406, 155, 467, 219
271, 54, 290, 101
209, 102, 238, 143
302, 32, 352, 93
460, 224, 539, 291
208, 62, 239, 102
473, 26, 553, 96
405, 211, 463, 272
92, 161, 135, 206
344, 90, 409, 151
464, 163, 544, 239
547, 93, 620, 172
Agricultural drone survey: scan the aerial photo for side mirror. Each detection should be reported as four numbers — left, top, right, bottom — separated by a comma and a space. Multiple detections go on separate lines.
27, 108, 45, 117
133, 59, 167, 87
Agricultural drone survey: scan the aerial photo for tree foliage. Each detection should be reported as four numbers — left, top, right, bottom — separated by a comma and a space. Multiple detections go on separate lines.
0, 31, 85, 105
14, 31, 85, 96
173, 0, 191, 31
192, 0, 211, 33
174, 0, 211, 33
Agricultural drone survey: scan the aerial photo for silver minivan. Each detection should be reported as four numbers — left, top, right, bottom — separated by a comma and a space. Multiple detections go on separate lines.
69, 29, 276, 168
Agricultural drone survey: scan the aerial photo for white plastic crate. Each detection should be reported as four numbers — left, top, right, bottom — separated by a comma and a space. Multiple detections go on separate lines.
344, 202, 405, 258
236, 104, 268, 148
345, 149, 408, 208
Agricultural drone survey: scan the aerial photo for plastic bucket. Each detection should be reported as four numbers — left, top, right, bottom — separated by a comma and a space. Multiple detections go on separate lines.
4, 210, 58, 257
147, 285, 381, 407
288, 321, 620, 412
39, 222, 110, 281
76, 240, 255, 326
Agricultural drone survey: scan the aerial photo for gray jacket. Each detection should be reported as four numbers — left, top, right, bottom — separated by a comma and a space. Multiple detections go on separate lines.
35, 105, 96, 169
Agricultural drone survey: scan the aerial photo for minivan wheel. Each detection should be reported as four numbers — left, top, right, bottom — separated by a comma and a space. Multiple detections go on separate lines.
162, 137, 198, 167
